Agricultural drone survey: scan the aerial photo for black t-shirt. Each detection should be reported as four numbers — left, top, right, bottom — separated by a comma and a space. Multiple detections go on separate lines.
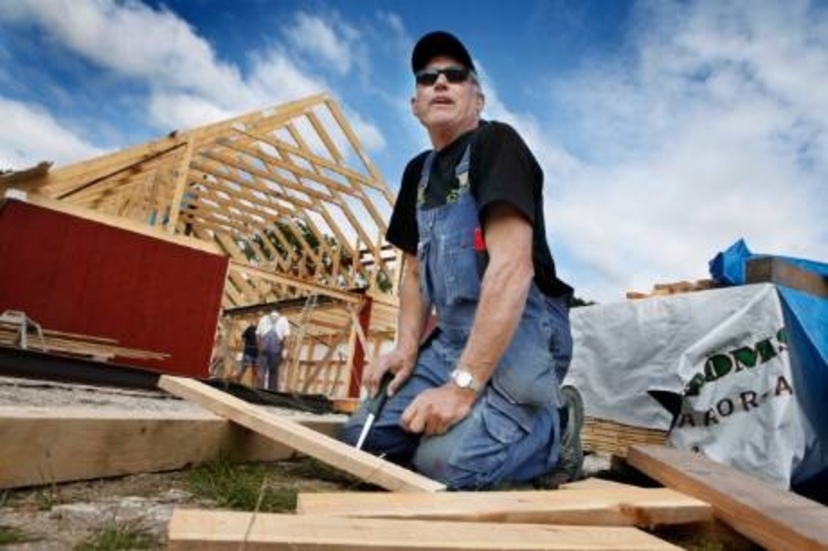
386, 120, 572, 298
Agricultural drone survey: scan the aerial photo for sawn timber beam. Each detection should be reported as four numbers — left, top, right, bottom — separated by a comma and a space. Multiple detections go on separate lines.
158, 375, 445, 493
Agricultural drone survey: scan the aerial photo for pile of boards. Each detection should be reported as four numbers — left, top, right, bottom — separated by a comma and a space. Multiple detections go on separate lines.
156, 376, 828, 551
0, 316, 168, 362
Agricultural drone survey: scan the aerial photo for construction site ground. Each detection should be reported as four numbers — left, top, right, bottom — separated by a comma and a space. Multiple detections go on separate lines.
0, 376, 758, 550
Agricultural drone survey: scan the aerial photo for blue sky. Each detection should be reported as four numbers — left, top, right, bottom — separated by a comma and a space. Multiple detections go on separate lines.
1, 0, 826, 302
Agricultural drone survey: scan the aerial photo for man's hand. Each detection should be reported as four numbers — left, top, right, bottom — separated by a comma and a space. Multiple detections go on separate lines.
365, 346, 416, 398
400, 385, 477, 435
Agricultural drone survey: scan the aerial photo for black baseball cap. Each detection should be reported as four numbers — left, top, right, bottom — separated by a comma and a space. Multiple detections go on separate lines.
411, 31, 476, 74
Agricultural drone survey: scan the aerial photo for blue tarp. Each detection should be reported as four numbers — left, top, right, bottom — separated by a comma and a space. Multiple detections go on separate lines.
709, 239, 828, 485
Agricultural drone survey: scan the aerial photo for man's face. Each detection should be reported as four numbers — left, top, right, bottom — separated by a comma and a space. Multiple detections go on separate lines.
411, 55, 484, 132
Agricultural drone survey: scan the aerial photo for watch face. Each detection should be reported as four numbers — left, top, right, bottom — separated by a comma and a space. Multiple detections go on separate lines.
452, 369, 477, 390
456, 371, 472, 387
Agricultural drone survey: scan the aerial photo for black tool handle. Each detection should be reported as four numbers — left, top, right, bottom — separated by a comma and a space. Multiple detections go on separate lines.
366, 371, 394, 416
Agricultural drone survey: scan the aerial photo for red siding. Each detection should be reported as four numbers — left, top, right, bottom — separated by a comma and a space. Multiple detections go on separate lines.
0, 199, 228, 377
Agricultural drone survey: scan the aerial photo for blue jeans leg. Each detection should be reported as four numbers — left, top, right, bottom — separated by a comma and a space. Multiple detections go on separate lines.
340, 345, 447, 463
413, 388, 559, 489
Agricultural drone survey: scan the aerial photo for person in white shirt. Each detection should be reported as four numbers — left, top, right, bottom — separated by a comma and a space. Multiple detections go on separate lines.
255, 310, 290, 391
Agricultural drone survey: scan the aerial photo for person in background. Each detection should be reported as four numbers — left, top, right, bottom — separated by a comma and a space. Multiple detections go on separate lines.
232, 322, 258, 385
340, 31, 583, 490
256, 310, 290, 391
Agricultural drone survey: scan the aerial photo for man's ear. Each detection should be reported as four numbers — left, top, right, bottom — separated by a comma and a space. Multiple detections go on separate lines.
476, 92, 485, 115
410, 96, 419, 117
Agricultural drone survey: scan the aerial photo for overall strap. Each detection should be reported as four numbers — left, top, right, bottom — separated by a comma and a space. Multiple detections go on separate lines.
455, 142, 472, 189
416, 140, 474, 206
417, 151, 437, 206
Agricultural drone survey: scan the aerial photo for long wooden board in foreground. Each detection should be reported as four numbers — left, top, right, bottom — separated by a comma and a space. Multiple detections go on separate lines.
158, 375, 444, 493
296, 485, 711, 527
167, 509, 682, 550
628, 444, 828, 551
0, 406, 342, 489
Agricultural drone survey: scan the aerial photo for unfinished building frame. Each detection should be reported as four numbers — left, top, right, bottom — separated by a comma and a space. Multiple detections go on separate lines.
1, 93, 402, 397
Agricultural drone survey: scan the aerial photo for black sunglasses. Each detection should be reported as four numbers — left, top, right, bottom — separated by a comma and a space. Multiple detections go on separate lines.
415, 66, 473, 86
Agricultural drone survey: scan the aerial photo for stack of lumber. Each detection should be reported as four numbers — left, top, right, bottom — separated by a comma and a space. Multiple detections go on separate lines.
582, 416, 668, 457
626, 279, 717, 300
168, 477, 710, 550
0, 322, 168, 362
156, 376, 828, 551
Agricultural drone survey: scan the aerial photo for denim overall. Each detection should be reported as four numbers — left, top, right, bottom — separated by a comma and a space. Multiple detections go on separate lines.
258, 328, 283, 391
341, 143, 573, 489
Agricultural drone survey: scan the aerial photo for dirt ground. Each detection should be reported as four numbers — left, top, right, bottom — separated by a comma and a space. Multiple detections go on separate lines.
2, 470, 198, 550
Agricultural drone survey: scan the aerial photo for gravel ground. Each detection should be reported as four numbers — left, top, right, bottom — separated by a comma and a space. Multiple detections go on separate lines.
0, 376, 201, 411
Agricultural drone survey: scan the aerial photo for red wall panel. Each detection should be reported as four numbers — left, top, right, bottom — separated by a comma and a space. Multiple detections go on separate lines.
0, 199, 228, 377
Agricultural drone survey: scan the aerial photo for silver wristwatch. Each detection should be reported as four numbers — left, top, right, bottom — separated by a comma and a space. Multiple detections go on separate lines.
450, 368, 483, 392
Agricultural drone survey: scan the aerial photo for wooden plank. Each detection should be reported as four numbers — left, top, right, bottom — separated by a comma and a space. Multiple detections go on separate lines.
238, 128, 381, 191
158, 375, 444, 493
0, 406, 342, 489
560, 478, 647, 492
0, 161, 52, 191
627, 444, 828, 551
30, 94, 328, 196
230, 262, 361, 304
295, 487, 711, 528
325, 98, 392, 201
167, 509, 682, 550
165, 137, 196, 233
746, 257, 828, 298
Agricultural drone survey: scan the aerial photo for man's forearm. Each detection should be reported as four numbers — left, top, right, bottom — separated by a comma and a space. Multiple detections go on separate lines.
458, 256, 532, 382
395, 253, 431, 358
457, 204, 535, 387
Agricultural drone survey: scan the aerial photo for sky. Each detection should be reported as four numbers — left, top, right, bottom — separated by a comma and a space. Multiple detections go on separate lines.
1, 0, 826, 303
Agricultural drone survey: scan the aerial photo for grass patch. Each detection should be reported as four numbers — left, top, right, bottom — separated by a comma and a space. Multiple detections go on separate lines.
73, 518, 158, 551
34, 485, 62, 511
0, 524, 38, 545
279, 456, 373, 488
187, 457, 297, 512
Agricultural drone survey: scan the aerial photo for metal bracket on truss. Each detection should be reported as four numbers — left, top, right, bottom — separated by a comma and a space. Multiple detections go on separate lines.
0, 310, 47, 350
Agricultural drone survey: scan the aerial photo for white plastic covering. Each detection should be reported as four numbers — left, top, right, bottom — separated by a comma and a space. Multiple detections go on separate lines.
564, 283, 811, 488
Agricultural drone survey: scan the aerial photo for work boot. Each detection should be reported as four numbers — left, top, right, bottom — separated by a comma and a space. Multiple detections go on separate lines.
531, 385, 585, 489
556, 385, 585, 483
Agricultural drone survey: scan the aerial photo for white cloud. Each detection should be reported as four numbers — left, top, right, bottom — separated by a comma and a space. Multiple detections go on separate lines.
283, 12, 360, 76
542, 0, 828, 301
0, 97, 103, 169
479, 67, 583, 197
248, 49, 327, 105
346, 109, 387, 153
0, 0, 249, 102
0, 0, 388, 163
147, 92, 237, 133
